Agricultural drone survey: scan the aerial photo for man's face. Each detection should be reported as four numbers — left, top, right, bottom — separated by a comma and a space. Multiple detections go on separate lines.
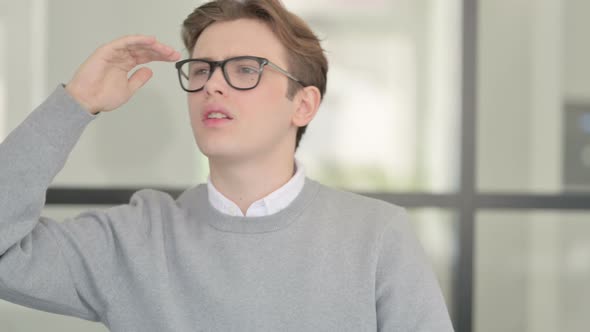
187, 18, 298, 163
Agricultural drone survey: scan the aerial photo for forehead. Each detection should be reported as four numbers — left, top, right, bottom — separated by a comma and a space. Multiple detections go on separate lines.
192, 18, 287, 64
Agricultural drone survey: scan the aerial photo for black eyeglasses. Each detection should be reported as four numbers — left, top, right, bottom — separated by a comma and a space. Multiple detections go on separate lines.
175, 55, 305, 92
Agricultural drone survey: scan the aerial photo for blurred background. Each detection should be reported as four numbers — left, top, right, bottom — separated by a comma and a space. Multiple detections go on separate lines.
1, 0, 589, 331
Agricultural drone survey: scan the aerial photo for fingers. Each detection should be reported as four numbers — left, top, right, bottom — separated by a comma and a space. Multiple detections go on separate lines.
144, 41, 181, 61
128, 45, 181, 65
128, 67, 154, 94
109, 34, 158, 50
114, 34, 181, 64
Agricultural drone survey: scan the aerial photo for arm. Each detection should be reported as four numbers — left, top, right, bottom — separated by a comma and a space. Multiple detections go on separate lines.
375, 208, 455, 332
0, 35, 180, 321
0, 86, 104, 320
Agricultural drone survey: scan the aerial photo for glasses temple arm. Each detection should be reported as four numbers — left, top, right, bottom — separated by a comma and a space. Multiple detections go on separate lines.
266, 62, 304, 85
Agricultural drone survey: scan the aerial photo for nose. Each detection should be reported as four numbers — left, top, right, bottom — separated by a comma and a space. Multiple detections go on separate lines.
203, 65, 228, 96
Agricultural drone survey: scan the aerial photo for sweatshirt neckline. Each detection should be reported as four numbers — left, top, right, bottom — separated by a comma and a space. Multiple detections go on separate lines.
182, 178, 320, 234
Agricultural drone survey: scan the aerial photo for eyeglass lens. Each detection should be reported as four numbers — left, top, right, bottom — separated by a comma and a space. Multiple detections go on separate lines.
179, 58, 262, 91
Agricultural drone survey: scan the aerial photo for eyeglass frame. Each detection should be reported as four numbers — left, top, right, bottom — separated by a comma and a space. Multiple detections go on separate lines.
175, 55, 306, 93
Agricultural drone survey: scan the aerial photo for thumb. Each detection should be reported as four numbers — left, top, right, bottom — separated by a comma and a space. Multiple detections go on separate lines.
128, 67, 153, 94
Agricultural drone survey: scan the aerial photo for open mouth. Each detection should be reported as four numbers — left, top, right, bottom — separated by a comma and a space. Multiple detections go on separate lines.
202, 110, 234, 127
205, 111, 233, 120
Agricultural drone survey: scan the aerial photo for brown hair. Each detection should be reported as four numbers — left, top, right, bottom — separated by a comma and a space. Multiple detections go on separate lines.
181, 0, 328, 150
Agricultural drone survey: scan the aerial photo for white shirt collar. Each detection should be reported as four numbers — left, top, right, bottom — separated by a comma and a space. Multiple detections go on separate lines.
207, 159, 306, 217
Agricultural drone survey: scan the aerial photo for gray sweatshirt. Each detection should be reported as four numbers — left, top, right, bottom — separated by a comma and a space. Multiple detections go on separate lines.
0, 85, 454, 331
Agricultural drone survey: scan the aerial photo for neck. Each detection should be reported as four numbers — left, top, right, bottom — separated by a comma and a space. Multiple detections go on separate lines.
208, 154, 296, 215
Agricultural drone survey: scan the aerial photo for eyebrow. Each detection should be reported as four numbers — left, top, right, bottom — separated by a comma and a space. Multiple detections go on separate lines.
190, 55, 243, 61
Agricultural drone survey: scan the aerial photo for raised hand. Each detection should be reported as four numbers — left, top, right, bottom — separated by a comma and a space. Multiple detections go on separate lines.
65, 35, 181, 115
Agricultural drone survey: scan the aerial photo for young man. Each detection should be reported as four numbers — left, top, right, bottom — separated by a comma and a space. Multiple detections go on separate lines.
0, 0, 454, 331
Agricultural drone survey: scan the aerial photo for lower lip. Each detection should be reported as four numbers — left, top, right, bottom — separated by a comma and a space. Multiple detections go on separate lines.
203, 118, 233, 127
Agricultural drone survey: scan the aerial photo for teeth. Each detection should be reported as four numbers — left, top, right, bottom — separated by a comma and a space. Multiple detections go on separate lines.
207, 112, 229, 119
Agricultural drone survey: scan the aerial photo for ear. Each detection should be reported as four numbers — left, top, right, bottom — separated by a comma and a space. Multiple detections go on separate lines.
291, 86, 322, 127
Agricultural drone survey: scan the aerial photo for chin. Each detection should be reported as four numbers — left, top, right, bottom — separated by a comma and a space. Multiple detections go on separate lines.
194, 139, 217, 158
195, 139, 244, 161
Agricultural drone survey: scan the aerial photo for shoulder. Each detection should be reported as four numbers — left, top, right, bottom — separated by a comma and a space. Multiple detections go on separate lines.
310, 179, 409, 231
129, 188, 178, 205
85, 188, 184, 236
69, 188, 178, 223
124, 186, 205, 223
52, 188, 182, 248
126, 184, 209, 211
313, 180, 406, 215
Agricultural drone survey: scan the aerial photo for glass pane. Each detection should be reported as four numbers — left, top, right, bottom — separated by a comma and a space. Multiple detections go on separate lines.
0, 0, 462, 192
478, 0, 590, 193
475, 210, 590, 332
408, 208, 458, 321
291, 0, 463, 192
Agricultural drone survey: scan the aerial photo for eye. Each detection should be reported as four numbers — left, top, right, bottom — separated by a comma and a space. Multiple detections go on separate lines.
192, 68, 210, 77
237, 66, 259, 75
186, 61, 210, 78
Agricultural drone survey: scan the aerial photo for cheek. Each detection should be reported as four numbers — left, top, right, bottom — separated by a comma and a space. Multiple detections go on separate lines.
247, 101, 295, 141
187, 93, 205, 116
186, 95, 205, 135
243, 88, 290, 123
249, 77, 289, 112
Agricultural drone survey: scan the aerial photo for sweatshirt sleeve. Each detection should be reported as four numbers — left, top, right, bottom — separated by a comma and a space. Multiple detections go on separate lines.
0, 85, 113, 321
375, 207, 455, 332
